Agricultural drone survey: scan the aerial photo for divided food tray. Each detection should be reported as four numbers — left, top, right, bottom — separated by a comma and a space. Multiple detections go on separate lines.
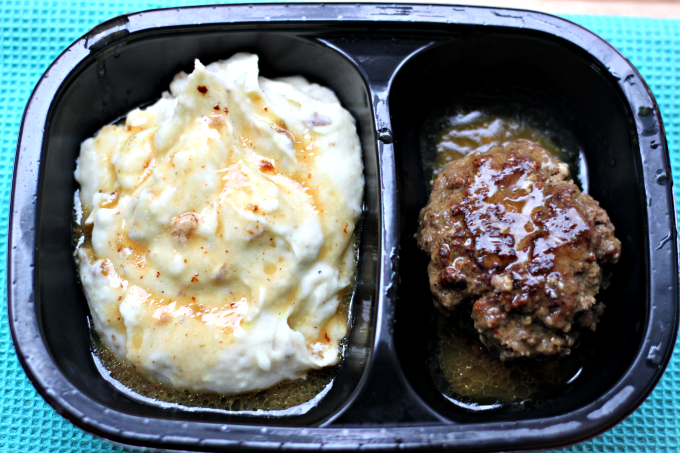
8, 3, 679, 451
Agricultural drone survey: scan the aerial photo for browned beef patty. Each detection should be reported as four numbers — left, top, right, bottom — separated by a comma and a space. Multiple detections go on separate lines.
417, 140, 621, 360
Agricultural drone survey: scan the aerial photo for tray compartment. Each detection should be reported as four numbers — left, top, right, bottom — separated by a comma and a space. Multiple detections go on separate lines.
36, 29, 378, 426
389, 31, 647, 422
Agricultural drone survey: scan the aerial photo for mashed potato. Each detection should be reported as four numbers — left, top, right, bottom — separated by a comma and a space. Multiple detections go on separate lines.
74, 53, 364, 394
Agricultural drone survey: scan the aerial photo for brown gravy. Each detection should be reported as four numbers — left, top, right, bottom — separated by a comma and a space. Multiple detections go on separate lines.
91, 327, 340, 413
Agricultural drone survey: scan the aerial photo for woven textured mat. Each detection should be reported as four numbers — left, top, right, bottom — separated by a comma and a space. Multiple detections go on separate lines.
1, 2, 678, 452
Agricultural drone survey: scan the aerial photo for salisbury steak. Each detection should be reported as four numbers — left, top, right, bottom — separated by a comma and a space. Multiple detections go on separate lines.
417, 140, 621, 360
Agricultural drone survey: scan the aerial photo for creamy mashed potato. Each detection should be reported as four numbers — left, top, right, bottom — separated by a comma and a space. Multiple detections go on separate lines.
74, 53, 364, 395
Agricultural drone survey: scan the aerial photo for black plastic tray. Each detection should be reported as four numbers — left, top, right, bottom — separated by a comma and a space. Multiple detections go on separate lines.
8, 3, 679, 451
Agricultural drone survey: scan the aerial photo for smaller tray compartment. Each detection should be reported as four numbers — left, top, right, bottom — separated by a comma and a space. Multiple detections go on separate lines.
389, 30, 647, 422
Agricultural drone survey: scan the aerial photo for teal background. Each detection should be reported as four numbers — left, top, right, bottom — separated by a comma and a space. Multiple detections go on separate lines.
1, 2, 679, 452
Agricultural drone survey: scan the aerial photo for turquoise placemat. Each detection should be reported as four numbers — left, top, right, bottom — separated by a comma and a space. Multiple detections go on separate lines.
1, 2, 678, 452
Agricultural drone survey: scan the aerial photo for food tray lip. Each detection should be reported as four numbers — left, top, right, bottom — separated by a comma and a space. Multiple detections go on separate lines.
8, 3, 678, 452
